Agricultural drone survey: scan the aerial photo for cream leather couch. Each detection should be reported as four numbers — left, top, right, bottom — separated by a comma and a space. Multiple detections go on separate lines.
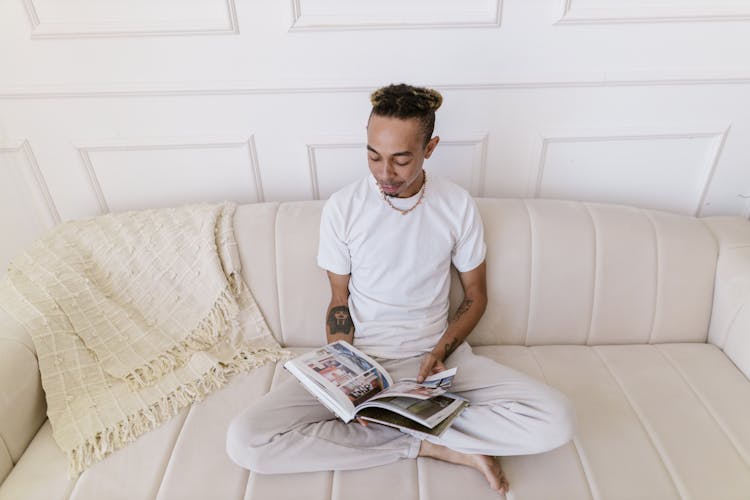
1, 198, 750, 500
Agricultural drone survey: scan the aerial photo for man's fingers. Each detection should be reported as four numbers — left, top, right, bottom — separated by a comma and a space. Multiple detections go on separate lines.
417, 357, 434, 383
356, 417, 369, 426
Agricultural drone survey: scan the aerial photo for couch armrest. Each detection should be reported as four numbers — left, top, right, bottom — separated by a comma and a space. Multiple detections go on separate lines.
703, 216, 750, 380
0, 306, 46, 485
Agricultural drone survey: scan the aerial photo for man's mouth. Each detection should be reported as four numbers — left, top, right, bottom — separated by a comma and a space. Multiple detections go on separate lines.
381, 183, 400, 193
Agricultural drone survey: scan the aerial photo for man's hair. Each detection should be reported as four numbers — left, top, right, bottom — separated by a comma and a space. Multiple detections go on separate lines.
369, 83, 443, 147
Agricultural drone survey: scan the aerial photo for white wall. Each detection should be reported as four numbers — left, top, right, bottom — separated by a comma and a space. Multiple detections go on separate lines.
1, 0, 750, 272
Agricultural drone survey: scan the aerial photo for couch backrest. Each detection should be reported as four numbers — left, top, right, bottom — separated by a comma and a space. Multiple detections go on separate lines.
235, 198, 720, 348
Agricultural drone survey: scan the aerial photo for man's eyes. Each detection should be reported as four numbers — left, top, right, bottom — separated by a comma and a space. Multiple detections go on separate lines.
368, 156, 410, 167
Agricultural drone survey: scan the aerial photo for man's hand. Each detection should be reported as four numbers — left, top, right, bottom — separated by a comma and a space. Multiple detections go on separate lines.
416, 352, 447, 383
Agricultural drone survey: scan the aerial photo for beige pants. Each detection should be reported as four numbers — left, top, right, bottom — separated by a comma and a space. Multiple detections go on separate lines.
226, 343, 576, 474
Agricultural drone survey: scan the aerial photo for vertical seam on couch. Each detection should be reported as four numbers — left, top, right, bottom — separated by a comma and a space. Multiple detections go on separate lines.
0, 433, 11, 466
242, 472, 255, 500
409, 456, 420, 500
241, 362, 278, 500
569, 438, 599, 500
273, 204, 286, 346
416, 457, 424, 500
721, 303, 746, 351
654, 345, 750, 468
592, 347, 685, 499
583, 204, 598, 346
148, 409, 191, 500
641, 210, 660, 344
330, 470, 339, 500
697, 219, 722, 348
326, 470, 335, 500
244, 367, 279, 500
523, 200, 533, 347
528, 347, 598, 500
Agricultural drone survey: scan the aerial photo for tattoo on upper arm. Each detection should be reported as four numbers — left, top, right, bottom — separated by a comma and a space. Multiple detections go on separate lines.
451, 298, 474, 323
444, 338, 460, 359
328, 306, 354, 336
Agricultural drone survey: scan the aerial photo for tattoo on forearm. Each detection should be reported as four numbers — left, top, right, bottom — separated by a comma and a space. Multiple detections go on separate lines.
444, 338, 460, 359
328, 306, 354, 336
451, 298, 474, 323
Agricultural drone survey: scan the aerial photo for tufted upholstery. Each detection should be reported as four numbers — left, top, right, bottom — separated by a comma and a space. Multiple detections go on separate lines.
1, 198, 749, 500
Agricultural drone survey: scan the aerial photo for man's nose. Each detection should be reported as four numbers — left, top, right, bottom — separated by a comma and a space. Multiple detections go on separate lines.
378, 161, 396, 179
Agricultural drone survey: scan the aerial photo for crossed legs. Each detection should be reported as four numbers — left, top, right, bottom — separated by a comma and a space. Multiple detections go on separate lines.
226, 344, 575, 494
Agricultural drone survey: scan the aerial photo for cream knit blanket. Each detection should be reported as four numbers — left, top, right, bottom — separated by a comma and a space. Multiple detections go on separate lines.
0, 202, 288, 476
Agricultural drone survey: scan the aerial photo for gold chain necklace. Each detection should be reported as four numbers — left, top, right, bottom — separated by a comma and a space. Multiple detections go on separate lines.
380, 170, 427, 216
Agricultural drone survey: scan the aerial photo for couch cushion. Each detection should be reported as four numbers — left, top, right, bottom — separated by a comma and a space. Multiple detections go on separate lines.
3, 344, 748, 500
466, 199, 718, 346
234, 202, 284, 343
274, 202, 330, 347
0, 306, 46, 482
269, 199, 718, 348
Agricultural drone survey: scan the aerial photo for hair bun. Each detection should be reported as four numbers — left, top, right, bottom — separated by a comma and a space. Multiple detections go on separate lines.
370, 84, 443, 114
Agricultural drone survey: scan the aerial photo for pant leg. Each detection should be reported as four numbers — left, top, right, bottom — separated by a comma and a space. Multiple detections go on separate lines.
226, 375, 421, 474
424, 343, 576, 456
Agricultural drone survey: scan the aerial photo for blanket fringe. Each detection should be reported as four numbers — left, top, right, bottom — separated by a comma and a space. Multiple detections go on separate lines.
123, 284, 242, 390
68, 343, 291, 477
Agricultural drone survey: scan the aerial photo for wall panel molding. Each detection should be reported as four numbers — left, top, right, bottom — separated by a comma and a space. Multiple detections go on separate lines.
0, 139, 61, 226
557, 0, 750, 25
289, 0, 502, 31
529, 125, 731, 216
307, 134, 488, 200
3, 72, 750, 99
22, 0, 239, 38
75, 136, 264, 214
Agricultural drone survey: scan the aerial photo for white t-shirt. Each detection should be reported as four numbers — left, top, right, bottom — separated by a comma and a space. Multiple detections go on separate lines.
317, 172, 486, 359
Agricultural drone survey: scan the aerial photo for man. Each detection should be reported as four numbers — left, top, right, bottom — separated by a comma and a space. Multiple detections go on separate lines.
227, 84, 576, 495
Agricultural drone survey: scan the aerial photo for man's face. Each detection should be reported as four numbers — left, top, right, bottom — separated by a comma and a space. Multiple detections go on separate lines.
366, 114, 439, 198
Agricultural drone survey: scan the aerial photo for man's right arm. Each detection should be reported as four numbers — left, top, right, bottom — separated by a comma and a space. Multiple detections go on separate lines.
325, 271, 355, 345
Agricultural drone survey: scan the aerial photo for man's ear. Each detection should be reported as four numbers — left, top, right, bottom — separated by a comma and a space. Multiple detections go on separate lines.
424, 136, 440, 159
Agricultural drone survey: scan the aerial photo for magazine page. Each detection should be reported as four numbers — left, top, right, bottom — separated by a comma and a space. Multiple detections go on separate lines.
356, 393, 466, 428
283, 361, 352, 421
288, 341, 393, 421
358, 400, 469, 439
366, 367, 457, 402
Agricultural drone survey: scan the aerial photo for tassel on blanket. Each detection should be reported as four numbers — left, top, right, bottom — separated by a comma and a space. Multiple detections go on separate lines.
69, 342, 291, 477
123, 283, 242, 391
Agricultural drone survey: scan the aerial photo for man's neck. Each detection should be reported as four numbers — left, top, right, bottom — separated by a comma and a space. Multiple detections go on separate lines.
395, 170, 425, 198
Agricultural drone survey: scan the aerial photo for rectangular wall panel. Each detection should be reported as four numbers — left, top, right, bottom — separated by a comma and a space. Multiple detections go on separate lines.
24, 0, 238, 37
532, 128, 727, 216
0, 141, 58, 273
308, 136, 487, 199
77, 137, 264, 213
559, 0, 750, 23
290, 0, 501, 30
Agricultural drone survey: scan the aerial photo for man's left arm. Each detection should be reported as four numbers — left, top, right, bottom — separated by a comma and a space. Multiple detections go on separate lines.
417, 260, 488, 382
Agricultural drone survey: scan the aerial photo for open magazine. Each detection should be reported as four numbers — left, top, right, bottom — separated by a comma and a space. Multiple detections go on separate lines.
283, 340, 468, 437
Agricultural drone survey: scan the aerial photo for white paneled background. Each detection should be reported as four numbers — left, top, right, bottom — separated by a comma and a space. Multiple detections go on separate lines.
1, 0, 750, 273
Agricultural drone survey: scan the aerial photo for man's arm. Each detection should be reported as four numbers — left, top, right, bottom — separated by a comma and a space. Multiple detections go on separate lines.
325, 270, 355, 345
417, 261, 488, 382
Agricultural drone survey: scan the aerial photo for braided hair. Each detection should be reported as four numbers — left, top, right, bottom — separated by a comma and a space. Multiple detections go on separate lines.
369, 84, 443, 147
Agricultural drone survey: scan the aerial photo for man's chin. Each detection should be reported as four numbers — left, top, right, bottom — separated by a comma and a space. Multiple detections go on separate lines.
380, 186, 402, 197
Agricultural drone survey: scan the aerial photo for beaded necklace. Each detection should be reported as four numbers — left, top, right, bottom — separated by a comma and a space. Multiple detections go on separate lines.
380, 169, 426, 216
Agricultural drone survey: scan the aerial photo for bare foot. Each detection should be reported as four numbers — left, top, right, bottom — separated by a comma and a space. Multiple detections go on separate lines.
419, 440, 509, 495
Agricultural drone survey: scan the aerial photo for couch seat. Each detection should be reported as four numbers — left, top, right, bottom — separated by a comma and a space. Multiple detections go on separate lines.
2, 344, 749, 500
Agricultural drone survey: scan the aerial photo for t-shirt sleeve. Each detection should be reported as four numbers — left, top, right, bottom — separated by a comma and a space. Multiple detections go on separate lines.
317, 198, 351, 275
451, 197, 487, 273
